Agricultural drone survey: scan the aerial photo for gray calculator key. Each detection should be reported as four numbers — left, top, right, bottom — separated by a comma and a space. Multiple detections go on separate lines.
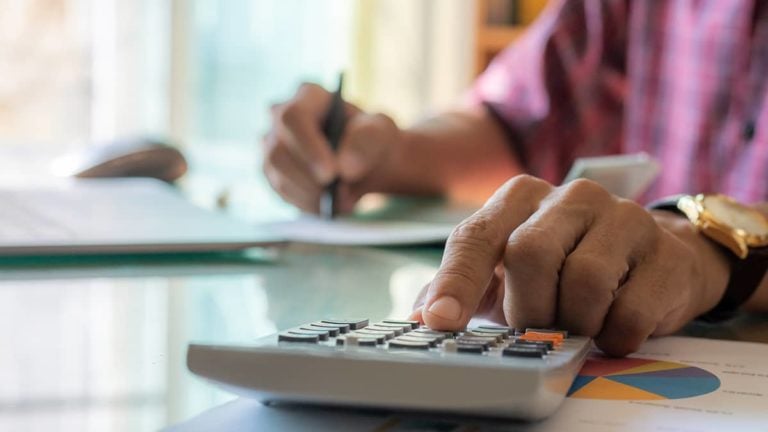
469, 328, 510, 339
278, 332, 319, 343
372, 322, 412, 333
336, 336, 378, 347
351, 331, 387, 344
302, 325, 339, 337
512, 339, 553, 351
388, 339, 430, 350
381, 319, 420, 329
457, 335, 498, 347
414, 329, 455, 339
453, 338, 490, 351
288, 329, 329, 341
464, 330, 504, 342
503, 346, 546, 358
366, 325, 402, 336
312, 322, 350, 334
477, 325, 517, 335
457, 344, 485, 354
322, 319, 369, 330
396, 335, 438, 348
411, 329, 448, 342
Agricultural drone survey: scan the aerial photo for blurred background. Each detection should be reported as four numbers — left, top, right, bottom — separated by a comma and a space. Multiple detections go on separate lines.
0, 0, 547, 430
0, 0, 546, 221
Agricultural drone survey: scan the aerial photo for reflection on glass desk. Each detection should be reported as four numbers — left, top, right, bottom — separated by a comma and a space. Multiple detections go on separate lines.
2, 244, 767, 431
0, 244, 442, 431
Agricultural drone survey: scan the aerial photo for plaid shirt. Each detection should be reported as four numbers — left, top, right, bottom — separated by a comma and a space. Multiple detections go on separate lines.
470, 0, 768, 203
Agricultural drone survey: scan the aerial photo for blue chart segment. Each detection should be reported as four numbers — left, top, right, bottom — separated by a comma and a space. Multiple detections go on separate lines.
568, 357, 721, 400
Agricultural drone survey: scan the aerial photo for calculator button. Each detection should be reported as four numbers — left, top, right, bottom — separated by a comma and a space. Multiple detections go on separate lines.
457, 344, 485, 354
503, 346, 546, 358
302, 325, 339, 337
395, 335, 438, 348
372, 322, 412, 333
477, 325, 517, 336
365, 325, 403, 336
336, 335, 378, 347
453, 338, 490, 351
520, 331, 563, 346
456, 335, 498, 347
388, 340, 430, 350
278, 332, 319, 343
288, 329, 329, 341
411, 329, 449, 342
355, 328, 396, 339
512, 339, 553, 351
381, 319, 420, 329
350, 331, 386, 344
468, 328, 510, 339
322, 319, 369, 330
413, 329, 455, 339
525, 328, 569, 339
312, 322, 350, 334
464, 330, 504, 342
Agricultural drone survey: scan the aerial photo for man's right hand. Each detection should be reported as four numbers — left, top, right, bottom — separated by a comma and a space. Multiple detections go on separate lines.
262, 83, 403, 214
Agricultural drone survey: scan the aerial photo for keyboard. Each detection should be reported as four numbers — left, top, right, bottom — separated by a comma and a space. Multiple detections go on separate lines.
187, 318, 592, 420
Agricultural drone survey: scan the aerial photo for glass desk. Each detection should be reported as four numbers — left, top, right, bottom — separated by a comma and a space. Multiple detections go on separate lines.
1, 244, 767, 431
0, 244, 442, 431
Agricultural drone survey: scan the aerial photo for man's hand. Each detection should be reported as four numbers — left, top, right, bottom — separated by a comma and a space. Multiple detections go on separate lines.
410, 175, 731, 356
262, 83, 404, 214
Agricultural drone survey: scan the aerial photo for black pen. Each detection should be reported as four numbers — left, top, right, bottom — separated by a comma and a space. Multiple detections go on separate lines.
319, 73, 347, 219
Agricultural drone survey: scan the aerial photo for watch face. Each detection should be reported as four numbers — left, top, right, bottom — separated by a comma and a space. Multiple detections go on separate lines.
702, 195, 768, 237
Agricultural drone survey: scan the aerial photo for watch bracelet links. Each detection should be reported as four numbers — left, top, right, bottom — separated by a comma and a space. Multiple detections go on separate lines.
646, 195, 768, 322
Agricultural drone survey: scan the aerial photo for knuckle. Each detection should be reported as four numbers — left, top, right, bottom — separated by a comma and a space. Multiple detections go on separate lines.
449, 216, 500, 250
561, 178, 610, 202
278, 103, 304, 128
504, 174, 551, 195
297, 82, 322, 94
504, 226, 563, 269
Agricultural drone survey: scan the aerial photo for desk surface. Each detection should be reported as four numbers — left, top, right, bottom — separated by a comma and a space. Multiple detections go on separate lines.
2, 243, 767, 431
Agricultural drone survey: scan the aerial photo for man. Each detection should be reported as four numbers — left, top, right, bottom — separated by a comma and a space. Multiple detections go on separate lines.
262, 0, 768, 356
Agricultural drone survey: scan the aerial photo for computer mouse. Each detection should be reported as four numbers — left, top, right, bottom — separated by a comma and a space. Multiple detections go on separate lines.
55, 136, 188, 183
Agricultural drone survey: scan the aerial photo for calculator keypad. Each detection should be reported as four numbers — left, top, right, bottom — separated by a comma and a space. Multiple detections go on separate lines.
278, 319, 570, 360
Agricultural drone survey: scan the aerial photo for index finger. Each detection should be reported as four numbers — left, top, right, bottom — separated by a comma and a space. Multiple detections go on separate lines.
421, 175, 552, 330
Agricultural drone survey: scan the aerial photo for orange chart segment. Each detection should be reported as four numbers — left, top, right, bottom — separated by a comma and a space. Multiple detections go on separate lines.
569, 377, 666, 400
568, 357, 721, 400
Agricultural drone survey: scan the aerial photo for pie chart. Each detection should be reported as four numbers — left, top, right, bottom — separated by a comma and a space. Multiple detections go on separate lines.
567, 356, 721, 400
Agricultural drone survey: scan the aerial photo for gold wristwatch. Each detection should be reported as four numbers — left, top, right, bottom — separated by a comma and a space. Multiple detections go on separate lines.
650, 194, 768, 321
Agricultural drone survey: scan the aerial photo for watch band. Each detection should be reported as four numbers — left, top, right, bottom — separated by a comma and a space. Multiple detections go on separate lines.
648, 197, 768, 322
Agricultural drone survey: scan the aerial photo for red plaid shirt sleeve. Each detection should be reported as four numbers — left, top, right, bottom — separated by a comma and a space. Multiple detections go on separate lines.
467, 0, 629, 185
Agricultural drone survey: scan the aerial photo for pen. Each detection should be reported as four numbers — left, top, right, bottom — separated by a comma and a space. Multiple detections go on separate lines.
319, 73, 347, 219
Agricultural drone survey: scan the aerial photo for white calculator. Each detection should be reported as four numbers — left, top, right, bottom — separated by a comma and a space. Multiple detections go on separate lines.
187, 318, 591, 420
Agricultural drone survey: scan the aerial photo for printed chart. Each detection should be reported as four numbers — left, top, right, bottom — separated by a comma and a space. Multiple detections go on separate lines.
568, 357, 721, 400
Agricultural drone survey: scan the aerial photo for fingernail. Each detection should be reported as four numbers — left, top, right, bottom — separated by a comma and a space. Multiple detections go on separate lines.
427, 297, 462, 321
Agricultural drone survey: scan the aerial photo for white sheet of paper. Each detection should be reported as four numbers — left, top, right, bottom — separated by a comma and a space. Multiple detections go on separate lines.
169, 336, 768, 432
262, 217, 455, 246
563, 152, 660, 199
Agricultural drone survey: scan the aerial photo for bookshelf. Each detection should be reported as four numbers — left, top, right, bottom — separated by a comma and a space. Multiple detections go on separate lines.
474, 0, 549, 76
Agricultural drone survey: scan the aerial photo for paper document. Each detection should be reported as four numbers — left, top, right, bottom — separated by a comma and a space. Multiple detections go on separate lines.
169, 336, 768, 431
263, 217, 455, 246
563, 152, 660, 199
